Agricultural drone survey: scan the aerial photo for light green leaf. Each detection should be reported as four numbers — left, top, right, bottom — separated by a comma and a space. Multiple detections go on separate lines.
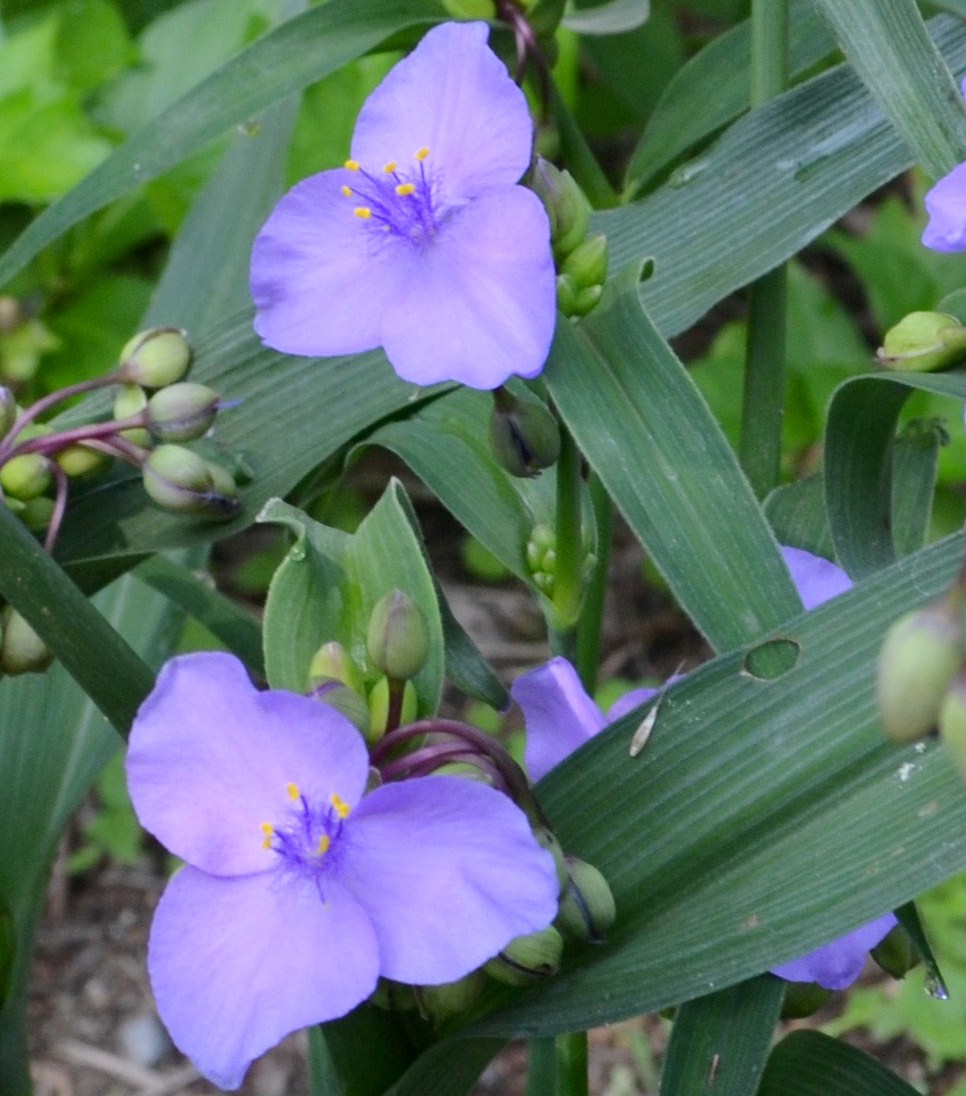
563, 0, 650, 36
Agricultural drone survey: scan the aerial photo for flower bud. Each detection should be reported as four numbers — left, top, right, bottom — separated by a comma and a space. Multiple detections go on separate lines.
529, 158, 591, 261
368, 676, 418, 741
55, 443, 108, 478
19, 495, 55, 532
0, 607, 53, 675
118, 327, 191, 387
146, 382, 219, 442
414, 970, 487, 1024
554, 856, 616, 943
483, 925, 564, 986
526, 523, 556, 595
113, 383, 151, 447
310, 679, 371, 736
0, 453, 51, 501
366, 590, 430, 681
560, 234, 608, 291
780, 981, 833, 1019
308, 640, 366, 694
489, 388, 560, 478
876, 311, 966, 372
533, 826, 569, 893
0, 388, 15, 438
877, 592, 965, 742
870, 923, 919, 979
940, 665, 966, 780
142, 444, 240, 520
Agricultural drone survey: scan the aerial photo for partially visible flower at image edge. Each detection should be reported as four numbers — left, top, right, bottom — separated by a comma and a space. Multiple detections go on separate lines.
125, 652, 559, 1090
511, 546, 895, 991
250, 21, 556, 390
922, 78, 966, 253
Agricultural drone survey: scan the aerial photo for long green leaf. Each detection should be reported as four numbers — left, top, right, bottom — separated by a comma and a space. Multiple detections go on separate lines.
758, 1030, 920, 1095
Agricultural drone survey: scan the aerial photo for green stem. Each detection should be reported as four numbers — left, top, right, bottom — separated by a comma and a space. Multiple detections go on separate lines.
740, 0, 788, 499
549, 427, 583, 661
556, 1031, 589, 1096
576, 473, 613, 692
307, 1026, 340, 1096
527, 1037, 557, 1096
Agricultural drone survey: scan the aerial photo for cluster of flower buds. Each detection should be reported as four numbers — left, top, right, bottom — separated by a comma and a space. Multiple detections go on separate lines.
526, 522, 596, 598
488, 385, 560, 478
529, 158, 608, 319
876, 581, 966, 775
877, 311, 966, 372
0, 296, 59, 386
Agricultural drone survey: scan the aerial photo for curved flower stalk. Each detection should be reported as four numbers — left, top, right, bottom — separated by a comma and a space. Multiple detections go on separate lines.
126, 652, 558, 1090
512, 546, 895, 991
250, 21, 556, 390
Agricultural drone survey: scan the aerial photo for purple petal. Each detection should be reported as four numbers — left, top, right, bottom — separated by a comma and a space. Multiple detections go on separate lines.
781, 545, 851, 610
149, 866, 379, 1089
379, 186, 555, 388
351, 22, 533, 197
127, 652, 369, 876
922, 161, 966, 252
770, 913, 897, 990
251, 169, 410, 357
513, 657, 608, 782
607, 686, 659, 722
344, 776, 558, 984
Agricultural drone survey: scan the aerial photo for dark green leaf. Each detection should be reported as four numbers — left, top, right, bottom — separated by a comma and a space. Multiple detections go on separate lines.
759, 1030, 920, 1095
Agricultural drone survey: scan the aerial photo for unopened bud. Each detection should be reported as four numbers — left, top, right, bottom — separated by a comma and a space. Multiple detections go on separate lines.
529, 158, 591, 261
780, 981, 833, 1019
310, 680, 371, 736
0, 607, 53, 675
415, 970, 487, 1024
113, 384, 151, 447
142, 445, 240, 520
554, 856, 616, 943
870, 923, 919, 979
560, 233, 608, 291
368, 676, 418, 741
0, 453, 51, 501
940, 665, 966, 780
308, 640, 365, 694
55, 443, 108, 478
366, 591, 430, 681
19, 495, 55, 532
119, 327, 191, 387
533, 826, 569, 892
526, 523, 556, 595
877, 311, 966, 372
489, 388, 560, 478
484, 925, 564, 986
146, 382, 220, 442
877, 592, 964, 742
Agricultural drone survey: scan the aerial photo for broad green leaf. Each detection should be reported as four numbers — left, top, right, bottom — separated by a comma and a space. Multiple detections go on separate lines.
259, 485, 444, 717
824, 370, 965, 578
563, 0, 650, 35
811, 0, 966, 178
0, 0, 444, 289
891, 418, 945, 557
658, 976, 784, 1096
546, 267, 800, 652
759, 1030, 920, 1095
763, 475, 833, 560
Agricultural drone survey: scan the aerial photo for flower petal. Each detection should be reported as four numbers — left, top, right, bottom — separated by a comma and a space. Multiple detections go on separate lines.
607, 686, 659, 722
770, 913, 897, 990
379, 186, 555, 388
923, 161, 966, 253
127, 652, 369, 876
149, 866, 379, 1089
251, 168, 414, 357
781, 546, 852, 610
343, 776, 558, 984
351, 22, 533, 197
513, 656, 608, 782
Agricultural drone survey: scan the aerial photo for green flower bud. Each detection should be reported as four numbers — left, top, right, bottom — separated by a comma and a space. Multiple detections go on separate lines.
0, 317, 59, 384
368, 676, 418, 741
55, 443, 108, 478
204, 460, 240, 508
877, 592, 965, 743
308, 640, 366, 694
142, 444, 240, 520
876, 311, 966, 373
533, 826, 569, 893
780, 981, 833, 1019
369, 978, 418, 1011
0, 607, 53, 675
483, 925, 564, 986
311, 680, 371, 736
560, 233, 608, 291
113, 383, 151, 447
554, 856, 616, 943
0, 388, 15, 438
0, 453, 51, 501
940, 665, 966, 780
870, 923, 919, 979
146, 382, 220, 442
529, 158, 591, 261
19, 495, 55, 532
118, 327, 191, 388
488, 388, 560, 478
415, 970, 487, 1024
366, 590, 430, 681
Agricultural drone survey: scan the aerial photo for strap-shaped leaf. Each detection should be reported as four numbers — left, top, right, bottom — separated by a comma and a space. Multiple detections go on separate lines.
759, 1030, 921, 1095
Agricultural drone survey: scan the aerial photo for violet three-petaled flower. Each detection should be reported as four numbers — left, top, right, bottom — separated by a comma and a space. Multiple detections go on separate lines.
250, 21, 556, 390
511, 546, 895, 991
126, 652, 558, 1090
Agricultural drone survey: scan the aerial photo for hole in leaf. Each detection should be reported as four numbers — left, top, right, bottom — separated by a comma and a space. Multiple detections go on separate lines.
742, 637, 800, 681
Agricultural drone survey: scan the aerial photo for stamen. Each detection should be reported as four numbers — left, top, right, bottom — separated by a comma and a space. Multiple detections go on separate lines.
331, 793, 351, 819
260, 821, 274, 849
383, 161, 397, 173
416, 147, 430, 161
354, 207, 372, 219
286, 782, 300, 800
317, 834, 331, 855
344, 159, 360, 171
340, 185, 353, 197
395, 183, 416, 196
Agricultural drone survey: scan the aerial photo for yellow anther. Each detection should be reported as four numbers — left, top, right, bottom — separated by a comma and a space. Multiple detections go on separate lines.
395, 183, 416, 197
383, 161, 397, 174
260, 821, 274, 850
354, 207, 372, 220
416, 147, 430, 161
286, 782, 300, 801
344, 159, 360, 171
340, 184, 353, 197
317, 834, 331, 856
331, 793, 351, 819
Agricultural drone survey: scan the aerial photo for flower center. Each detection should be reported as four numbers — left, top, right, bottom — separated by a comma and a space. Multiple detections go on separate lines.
340, 148, 442, 245
259, 782, 351, 888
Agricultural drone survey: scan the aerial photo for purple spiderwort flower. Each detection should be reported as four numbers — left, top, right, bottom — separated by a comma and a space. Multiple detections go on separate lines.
512, 546, 895, 991
250, 21, 556, 390
126, 652, 558, 1090
922, 78, 966, 252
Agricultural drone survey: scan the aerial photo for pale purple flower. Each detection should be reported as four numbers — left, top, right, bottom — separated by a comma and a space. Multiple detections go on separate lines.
513, 546, 894, 990
126, 652, 558, 1090
922, 78, 966, 252
250, 21, 555, 390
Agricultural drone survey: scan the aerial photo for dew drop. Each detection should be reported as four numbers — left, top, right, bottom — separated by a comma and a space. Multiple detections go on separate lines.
926, 972, 950, 1001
